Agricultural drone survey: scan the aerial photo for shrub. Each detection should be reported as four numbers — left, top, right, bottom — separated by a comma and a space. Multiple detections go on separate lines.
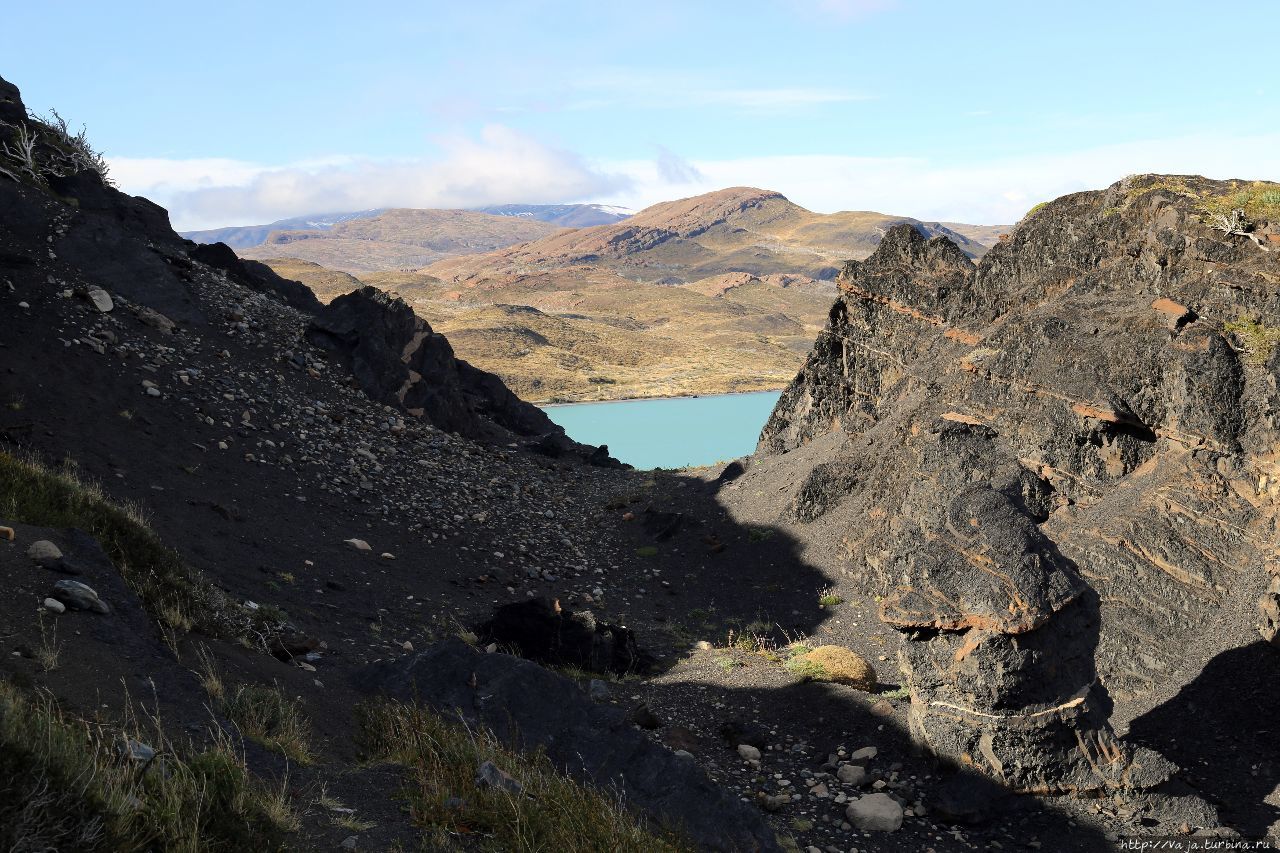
356, 699, 687, 851
0, 107, 112, 186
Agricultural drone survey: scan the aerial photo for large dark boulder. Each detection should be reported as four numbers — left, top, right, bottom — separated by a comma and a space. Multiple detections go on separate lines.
354, 638, 780, 852
475, 597, 657, 675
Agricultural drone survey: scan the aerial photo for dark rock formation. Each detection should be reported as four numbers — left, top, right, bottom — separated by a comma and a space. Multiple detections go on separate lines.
306, 286, 558, 442
354, 638, 780, 852
188, 241, 323, 314
751, 176, 1280, 794
474, 597, 657, 675
305, 286, 624, 458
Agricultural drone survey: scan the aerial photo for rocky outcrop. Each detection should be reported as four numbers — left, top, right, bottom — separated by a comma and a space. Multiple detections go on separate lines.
753, 176, 1280, 794
304, 286, 586, 445
474, 597, 657, 675
355, 638, 781, 852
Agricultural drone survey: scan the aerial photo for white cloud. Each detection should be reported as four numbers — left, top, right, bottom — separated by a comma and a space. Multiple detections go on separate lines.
112, 129, 1280, 232
111, 126, 629, 230
654, 145, 704, 184
594, 132, 1280, 224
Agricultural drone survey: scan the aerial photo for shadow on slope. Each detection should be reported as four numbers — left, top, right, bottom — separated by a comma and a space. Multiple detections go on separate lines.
1127, 641, 1280, 839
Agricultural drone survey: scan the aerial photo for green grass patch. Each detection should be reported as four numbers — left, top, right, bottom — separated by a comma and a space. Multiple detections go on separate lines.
713, 655, 744, 671
878, 686, 911, 701
746, 527, 774, 543
0, 450, 276, 643
0, 679, 292, 852
221, 685, 314, 764
784, 657, 827, 680
356, 699, 688, 851
1223, 317, 1280, 366
635, 545, 659, 558
1200, 180, 1280, 222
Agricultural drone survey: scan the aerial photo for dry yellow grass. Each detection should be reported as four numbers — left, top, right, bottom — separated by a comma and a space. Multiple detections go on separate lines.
788, 645, 877, 690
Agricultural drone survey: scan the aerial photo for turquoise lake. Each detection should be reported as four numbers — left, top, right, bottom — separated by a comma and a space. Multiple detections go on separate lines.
542, 390, 782, 470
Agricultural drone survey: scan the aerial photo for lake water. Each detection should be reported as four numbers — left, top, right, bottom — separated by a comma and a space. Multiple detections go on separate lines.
543, 390, 782, 470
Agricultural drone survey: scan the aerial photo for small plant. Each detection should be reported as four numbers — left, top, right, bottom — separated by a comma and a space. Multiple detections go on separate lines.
222, 684, 314, 764
818, 588, 844, 607
35, 613, 62, 672
714, 654, 744, 671
747, 527, 774, 542
635, 545, 658, 557
6, 394, 24, 411
334, 813, 376, 832
879, 686, 911, 701
118, 409, 133, 420
261, 771, 302, 832
784, 656, 827, 680
1224, 317, 1280, 366
193, 645, 225, 702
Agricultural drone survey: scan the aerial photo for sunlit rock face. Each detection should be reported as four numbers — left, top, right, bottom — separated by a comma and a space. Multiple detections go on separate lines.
755, 175, 1280, 794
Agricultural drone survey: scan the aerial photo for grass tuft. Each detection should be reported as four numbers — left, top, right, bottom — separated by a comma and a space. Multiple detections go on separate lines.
0, 451, 278, 645
35, 612, 63, 672
356, 699, 687, 851
222, 684, 314, 764
0, 679, 292, 852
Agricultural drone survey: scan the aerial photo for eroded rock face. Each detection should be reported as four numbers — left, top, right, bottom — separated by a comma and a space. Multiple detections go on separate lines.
753, 175, 1280, 794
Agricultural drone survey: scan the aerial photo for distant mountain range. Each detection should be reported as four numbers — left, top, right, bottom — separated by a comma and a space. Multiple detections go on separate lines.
180, 210, 385, 249
179, 203, 633, 254
472, 203, 633, 228
253, 187, 1010, 402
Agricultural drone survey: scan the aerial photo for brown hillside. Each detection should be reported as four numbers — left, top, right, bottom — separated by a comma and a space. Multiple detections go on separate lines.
238, 207, 566, 273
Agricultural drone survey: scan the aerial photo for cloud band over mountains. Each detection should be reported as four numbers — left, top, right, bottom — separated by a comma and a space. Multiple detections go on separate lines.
112, 126, 630, 231
113, 126, 1280, 231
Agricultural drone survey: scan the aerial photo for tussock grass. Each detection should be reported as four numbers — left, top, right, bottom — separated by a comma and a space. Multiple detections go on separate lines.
785, 645, 877, 690
1224, 317, 1280, 366
0, 679, 292, 852
356, 699, 687, 852
0, 450, 276, 644
36, 612, 63, 672
222, 684, 314, 764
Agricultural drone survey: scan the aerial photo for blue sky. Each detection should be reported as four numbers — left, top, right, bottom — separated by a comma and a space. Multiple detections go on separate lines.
5, 1, 1278, 229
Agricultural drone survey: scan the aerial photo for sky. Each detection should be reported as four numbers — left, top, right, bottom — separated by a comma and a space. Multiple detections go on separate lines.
4, 1, 1278, 230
